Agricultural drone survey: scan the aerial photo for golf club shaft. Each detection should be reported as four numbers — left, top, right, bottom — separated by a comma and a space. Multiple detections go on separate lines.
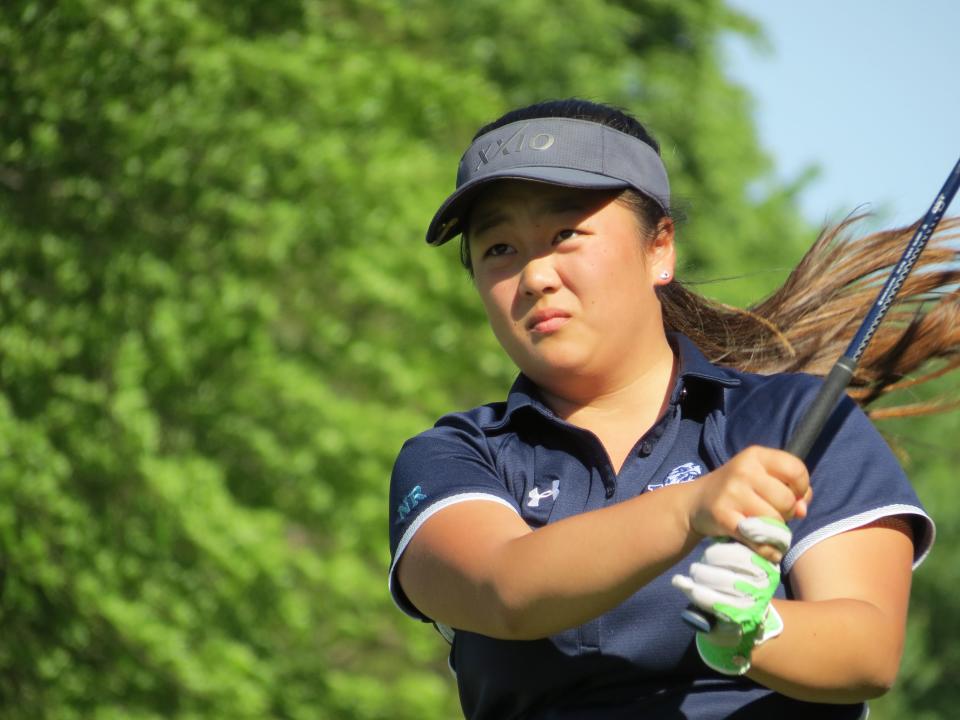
683, 155, 960, 636
785, 154, 960, 459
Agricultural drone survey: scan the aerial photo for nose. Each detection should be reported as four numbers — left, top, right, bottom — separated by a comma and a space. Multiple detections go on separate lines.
518, 254, 560, 297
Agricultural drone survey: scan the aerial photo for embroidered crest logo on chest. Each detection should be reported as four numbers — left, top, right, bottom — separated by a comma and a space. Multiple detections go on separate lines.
648, 462, 704, 491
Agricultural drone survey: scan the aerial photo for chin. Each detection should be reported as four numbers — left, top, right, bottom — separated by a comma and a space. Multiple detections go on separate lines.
518, 352, 593, 383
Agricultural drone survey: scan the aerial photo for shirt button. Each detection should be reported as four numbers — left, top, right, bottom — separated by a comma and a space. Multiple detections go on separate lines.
605, 486, 614, 499
639, 440, 653, 456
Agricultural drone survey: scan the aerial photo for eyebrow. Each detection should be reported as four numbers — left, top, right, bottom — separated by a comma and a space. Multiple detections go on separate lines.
470, 195, 595, 237
470, 209, 508, 237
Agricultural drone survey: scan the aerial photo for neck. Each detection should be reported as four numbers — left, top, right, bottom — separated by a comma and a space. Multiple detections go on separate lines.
538, 331, 678, 431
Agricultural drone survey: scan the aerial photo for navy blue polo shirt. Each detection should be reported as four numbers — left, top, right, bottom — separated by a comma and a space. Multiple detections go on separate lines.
388, 334, 934, 720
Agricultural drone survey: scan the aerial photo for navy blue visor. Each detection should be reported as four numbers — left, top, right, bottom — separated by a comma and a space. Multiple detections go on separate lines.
425, 117, 670, 245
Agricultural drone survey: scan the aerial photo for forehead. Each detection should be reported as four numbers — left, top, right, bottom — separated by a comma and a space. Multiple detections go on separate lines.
469, 181, 619, 227
471, 180, 613, 212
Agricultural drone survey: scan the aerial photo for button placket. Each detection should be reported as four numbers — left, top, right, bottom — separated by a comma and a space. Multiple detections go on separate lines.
619, 403, 685, 495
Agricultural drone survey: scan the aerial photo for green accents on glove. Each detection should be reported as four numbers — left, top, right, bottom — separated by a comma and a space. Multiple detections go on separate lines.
672, 518, 791, 676
757, 602, 784, 645
695, 623, 753, 675
694, 604, 784, 675
709, 548, 780, 634
737, 516, 792, 555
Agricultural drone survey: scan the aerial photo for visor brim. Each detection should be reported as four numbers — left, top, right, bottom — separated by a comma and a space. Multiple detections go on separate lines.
425, 167, 628, 246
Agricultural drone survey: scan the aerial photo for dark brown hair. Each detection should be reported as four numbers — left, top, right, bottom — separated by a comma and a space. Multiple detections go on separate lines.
462, 99, 960, 419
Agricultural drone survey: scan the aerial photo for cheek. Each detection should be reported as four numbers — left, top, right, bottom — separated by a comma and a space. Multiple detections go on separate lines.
477, 277, 519, 332
575, 246, 650, 312
574, 244, 637, 293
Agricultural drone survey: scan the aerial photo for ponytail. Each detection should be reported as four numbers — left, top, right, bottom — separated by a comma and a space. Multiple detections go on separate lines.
661, 216, 960, 419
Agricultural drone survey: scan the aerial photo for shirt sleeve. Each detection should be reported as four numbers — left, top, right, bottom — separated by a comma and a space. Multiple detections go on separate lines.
388, 415, 523, 621
718, 373, 935, 576
780, 387, 936, 575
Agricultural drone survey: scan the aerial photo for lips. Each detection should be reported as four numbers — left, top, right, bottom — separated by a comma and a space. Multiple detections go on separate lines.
527, 308, 571, 333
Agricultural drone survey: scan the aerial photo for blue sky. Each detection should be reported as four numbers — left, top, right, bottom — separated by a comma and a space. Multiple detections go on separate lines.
722, 1, 960, 228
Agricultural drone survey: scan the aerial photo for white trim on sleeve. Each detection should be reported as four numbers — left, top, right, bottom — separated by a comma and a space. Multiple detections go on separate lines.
388, 493, 521, 618
782, 504, 935, 574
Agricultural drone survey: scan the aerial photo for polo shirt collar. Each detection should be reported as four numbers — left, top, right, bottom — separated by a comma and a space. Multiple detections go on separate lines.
496, 374, 554, 428
671, 333, 742, 388
483, 333, 740, 431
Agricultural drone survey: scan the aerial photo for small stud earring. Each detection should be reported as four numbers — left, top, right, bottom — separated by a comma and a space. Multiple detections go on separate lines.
659, 271, 671, 280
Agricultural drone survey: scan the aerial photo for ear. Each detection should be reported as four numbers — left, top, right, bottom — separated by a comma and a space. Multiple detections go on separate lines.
650, 217, 676, 285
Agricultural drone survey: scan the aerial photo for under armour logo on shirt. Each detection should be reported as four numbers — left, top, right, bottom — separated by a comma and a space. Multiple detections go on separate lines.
527, 480, 560, 508
648, 462, 704, 491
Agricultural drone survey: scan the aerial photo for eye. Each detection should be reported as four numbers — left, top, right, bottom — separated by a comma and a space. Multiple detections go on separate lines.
554, 229, 580, 243
483, 243, 515, 258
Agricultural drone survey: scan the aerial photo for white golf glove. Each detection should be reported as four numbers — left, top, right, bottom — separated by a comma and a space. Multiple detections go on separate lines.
672, 517, 791, 675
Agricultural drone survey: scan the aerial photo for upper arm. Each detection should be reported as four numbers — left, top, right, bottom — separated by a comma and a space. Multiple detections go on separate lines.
389, 424, 532, 631
397, 499, 533, 634
789, 519, 914, 647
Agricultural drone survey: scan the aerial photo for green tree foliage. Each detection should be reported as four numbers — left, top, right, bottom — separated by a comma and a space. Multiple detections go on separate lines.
0, 0, 953, 717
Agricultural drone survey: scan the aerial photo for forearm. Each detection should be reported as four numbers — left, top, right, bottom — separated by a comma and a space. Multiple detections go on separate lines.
401, 483, 703, 640
400, 445, 808, 640
748, 598, 904, 703
490, 484, 701, 638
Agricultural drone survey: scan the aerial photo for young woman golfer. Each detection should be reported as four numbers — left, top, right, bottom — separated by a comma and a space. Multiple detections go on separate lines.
388, 99, 943, 719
